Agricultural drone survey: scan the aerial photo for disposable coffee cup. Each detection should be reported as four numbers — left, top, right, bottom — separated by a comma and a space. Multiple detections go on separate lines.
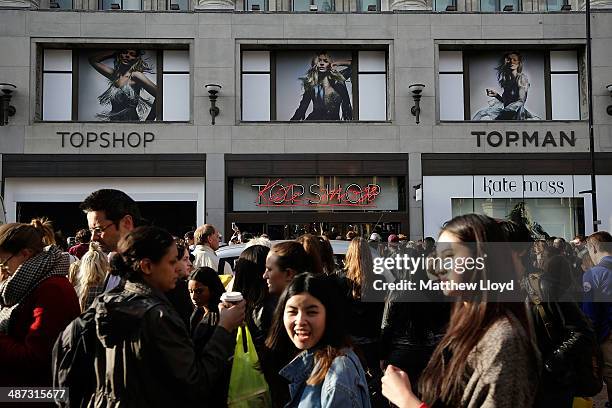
221, 291, 243, 305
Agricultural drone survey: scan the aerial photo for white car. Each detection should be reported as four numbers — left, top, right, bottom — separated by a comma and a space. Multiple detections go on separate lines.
216, 239, 394, 282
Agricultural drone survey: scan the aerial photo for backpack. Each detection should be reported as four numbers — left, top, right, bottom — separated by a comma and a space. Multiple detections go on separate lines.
526, 273, 604, 397
52, 306, 98, 408
52, 295, 162, 407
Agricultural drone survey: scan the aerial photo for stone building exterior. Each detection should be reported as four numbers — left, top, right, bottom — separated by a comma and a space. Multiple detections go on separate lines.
0, 0, 611, 240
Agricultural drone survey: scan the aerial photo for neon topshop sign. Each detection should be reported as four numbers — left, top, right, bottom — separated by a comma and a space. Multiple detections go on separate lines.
252, 178, 382, 208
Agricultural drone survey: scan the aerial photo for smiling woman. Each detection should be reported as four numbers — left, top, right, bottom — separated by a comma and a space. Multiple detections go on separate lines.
266, 273, 372, 408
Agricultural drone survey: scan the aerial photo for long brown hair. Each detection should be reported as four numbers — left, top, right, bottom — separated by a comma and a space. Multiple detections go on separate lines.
296, 234, 324, 275
418, 214, 530, 406
344, 237, 373, 299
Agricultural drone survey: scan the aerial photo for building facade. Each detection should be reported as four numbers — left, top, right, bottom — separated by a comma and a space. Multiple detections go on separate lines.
0, 0, 611, 240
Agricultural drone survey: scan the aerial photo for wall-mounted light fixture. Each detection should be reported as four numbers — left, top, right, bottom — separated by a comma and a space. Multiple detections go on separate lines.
413, 184, 422, 202
0, 83, 16, 126
409, 83, 425, 124
205, 83, 222, 125
309, 3, 318, 11
502, 4, 513, 11
607, 84, 612, 116
367, 4, 377, 11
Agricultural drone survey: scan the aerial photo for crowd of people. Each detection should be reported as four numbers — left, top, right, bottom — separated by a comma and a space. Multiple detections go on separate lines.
0, 188, 610, 408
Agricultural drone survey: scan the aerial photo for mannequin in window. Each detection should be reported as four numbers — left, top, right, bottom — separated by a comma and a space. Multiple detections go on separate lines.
472, 51, 539, 121
291, 51, 352, 121
88, 49, 157, 121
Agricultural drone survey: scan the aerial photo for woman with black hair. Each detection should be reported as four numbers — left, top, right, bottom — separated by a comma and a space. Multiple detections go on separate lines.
188, 266, 227, 351
233, 244, 273, 352
266, 272, 371, 407
88, 226, 244, 407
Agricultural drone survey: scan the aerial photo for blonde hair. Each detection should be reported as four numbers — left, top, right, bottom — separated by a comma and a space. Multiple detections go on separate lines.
77, 242, 109, 312
344, 237, 373, 299
68, 260, 81, 286
30, 218, 55, 246
302, 52, 347, 90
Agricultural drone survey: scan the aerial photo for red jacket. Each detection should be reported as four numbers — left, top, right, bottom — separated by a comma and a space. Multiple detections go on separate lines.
0, 275, 80, 386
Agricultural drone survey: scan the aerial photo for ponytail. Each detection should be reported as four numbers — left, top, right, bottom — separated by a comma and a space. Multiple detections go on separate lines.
30, 218, 56, 246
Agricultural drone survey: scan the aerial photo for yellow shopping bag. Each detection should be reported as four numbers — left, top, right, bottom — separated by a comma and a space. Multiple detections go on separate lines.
573, 397, 593, 408
227, 325, 271, 408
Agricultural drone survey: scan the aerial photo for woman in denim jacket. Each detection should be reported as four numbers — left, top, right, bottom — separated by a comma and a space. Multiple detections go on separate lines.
266, 272, 371, 408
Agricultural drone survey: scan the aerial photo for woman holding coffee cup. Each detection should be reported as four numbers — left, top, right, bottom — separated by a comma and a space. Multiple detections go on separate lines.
188, 266, 228, 350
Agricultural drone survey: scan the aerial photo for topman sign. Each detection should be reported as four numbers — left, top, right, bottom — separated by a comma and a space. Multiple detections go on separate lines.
472, 130, 576, 148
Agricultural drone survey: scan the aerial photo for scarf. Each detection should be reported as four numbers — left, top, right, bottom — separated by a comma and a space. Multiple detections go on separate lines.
0, 245, 70, 333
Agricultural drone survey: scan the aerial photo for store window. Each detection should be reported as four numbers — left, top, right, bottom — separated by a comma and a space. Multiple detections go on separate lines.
480, 0, 520, 11
292, 0, 334, 11
241, 49, 388, 121
49, 0, 73, 8
230, 176, 404, 212
438, 49, 581, 121
168, 0, 189, 9
546, 0, 570, 10
357, 0, 380, 11
41, 48, 190, 122
452, 197, 584, 240
434, 0, 456, 10
99, 0, 142, 9
245, 0, 268, 10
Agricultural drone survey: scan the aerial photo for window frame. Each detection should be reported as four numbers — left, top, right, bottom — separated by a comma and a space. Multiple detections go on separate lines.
240, 47, 389, 123
434, 0, 456, 11
98, 0, 143, 10
438, 48, 582, 122
39, 46, 190, 123
356, 0, 381, 11
244, 0, 269, 10
49, 0, 74, 9
479, 0, 522, 11
167, 0, 190, 10
291, 0, 335, 12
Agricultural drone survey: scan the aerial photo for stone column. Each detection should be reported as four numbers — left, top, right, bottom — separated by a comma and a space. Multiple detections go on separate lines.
194, 0, 233, 9
390, 0, 427, 10
205, 153, 227, 239
408, 152, 424, 240
0, 0, 39, 7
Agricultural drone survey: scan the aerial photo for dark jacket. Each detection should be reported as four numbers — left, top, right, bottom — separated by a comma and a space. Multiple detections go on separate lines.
165, 278, 194, 330
89, 281, 235, 407
290, 80, 353, 121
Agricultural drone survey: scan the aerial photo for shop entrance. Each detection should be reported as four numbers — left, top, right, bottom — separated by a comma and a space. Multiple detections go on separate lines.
232, 221, 403, 241
17, 201, 198, 240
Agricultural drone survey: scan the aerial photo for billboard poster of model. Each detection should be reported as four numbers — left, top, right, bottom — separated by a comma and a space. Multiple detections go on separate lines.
469, 51, 545, 121
276, 50, 353, 121
78, 49, 157, 121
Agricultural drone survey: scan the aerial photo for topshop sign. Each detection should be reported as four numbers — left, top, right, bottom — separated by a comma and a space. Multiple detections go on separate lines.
58, 131, 155, 149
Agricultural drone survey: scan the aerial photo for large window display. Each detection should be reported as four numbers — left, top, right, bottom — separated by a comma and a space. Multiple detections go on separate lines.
452, 197, 584, 240
423, 175, 594, 239
42, 48, 190, 122
241, 49, 388, 121
438, 48, 581, 121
